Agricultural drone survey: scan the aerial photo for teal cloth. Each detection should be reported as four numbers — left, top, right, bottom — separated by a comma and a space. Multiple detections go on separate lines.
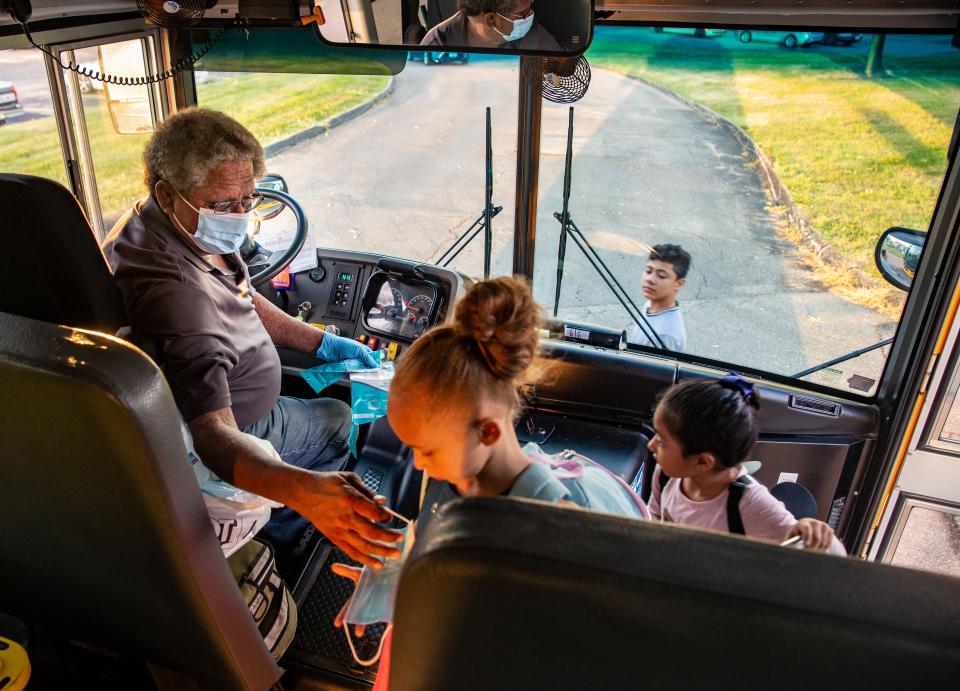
299, 352, 390, 457
299, 351, 382, 394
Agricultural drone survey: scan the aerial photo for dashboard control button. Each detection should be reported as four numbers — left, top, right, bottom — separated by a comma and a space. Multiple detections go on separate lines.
357, 334, 368, 344
367, 336, 379, 350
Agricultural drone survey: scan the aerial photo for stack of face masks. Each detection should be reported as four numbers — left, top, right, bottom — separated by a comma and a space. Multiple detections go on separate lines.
299, 353, 394, 456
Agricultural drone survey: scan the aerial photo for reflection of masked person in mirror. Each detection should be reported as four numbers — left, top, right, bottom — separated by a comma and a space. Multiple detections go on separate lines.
420, 0, 562, 50
102, 108, 402, 569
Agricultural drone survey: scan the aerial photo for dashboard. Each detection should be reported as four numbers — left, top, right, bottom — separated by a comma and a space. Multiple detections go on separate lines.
263, 248, 466, 368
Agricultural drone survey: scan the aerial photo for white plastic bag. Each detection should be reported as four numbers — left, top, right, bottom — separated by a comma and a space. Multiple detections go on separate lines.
182, 423, 283, 557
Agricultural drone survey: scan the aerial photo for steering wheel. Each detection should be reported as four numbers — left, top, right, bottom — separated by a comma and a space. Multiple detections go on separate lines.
241, 189, 309, 288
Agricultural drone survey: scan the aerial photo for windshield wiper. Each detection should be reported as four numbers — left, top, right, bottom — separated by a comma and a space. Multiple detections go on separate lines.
551, 107, 666, 350
791, 338, 894, 379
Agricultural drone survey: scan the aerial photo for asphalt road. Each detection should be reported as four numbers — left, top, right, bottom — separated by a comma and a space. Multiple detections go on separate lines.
268, 58, 896, 390
0, 48, 54, 120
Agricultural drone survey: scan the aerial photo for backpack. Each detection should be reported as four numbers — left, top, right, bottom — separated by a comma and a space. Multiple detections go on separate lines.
524, 445, 650, 518
657, 469, 754, 535
227, 538, 298, 660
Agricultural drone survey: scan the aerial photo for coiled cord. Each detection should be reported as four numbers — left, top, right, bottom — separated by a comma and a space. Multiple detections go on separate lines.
9, 12, 229, 87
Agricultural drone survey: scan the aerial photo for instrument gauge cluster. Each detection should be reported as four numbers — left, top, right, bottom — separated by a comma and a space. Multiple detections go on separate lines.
363, 272, 440, 341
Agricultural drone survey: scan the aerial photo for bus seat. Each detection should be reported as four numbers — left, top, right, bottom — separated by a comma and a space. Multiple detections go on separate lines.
0, 173, 125, 333
0, 311, 280, 691
390, 497, 960, 690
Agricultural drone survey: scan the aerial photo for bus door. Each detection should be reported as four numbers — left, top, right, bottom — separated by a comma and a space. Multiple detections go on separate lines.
45, 31, 168, 240
870, 286, 960, 576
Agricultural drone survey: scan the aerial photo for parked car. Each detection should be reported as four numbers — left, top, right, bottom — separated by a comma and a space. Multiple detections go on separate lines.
654, 27, 727, 38
0, 81, 24, 121
820, 32, 864, 46
407, 51, 469, 65
737, 30, 824, 48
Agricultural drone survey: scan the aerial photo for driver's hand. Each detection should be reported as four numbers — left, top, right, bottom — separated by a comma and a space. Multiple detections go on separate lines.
786, 518, 835, 551
316, 332, 378, 368
297, 471, 403, 566
331, 563, 366, 637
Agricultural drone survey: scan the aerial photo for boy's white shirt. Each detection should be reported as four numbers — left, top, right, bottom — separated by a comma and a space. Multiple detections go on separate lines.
626, 300, 686, 352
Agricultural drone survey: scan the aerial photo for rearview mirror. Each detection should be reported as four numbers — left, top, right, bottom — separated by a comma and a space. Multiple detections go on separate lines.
875, 227, 925, 292
100, 40, 155, 135
314, 0, 593, 56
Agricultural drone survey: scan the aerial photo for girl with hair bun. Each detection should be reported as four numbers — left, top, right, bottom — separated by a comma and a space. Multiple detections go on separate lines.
387, 276, 648, 520
333, 278, 646, 680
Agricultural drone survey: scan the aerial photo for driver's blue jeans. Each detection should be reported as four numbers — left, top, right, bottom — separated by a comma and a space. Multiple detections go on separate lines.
241, 395, 352, 548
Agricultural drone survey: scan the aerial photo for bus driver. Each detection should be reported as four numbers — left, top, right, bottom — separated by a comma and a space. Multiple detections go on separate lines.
102, 107, 402, 567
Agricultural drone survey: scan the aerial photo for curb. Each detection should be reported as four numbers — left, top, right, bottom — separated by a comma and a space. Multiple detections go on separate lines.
263, 76, 396, 158
622, 71, 886, 293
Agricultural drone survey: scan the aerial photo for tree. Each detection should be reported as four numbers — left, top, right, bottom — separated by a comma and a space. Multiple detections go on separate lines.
865, 33, 887, 78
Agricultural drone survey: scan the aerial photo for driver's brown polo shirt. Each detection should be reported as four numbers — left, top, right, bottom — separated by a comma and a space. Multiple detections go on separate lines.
103, 196, 280, 428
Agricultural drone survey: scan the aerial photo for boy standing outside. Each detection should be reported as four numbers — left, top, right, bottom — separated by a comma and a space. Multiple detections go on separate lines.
626, 243, 691, 352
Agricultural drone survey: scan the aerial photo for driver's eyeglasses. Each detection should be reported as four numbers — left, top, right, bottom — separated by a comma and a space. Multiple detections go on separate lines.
205, 193, 264, 214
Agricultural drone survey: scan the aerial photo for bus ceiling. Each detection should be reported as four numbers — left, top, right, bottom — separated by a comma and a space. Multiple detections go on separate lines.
2, 2, 958, 45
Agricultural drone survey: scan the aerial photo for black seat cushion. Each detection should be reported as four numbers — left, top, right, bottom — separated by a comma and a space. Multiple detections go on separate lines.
0, 173, 124, 332
391, 497, 960, 690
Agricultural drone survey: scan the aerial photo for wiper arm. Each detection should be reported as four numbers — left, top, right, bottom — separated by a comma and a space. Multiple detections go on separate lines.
792, 338, 894, 379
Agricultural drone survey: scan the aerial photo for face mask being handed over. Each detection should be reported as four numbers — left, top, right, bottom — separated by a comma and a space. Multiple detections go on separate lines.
494, 11, 534, 42
170, 190, 254, 255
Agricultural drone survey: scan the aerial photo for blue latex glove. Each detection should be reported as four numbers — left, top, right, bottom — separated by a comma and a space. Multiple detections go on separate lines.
316, 332, 378, 368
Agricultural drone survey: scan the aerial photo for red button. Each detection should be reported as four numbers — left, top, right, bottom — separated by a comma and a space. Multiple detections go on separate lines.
367, 336, 379, 350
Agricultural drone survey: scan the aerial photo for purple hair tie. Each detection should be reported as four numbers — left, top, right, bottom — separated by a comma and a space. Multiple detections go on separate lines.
720, 373, 755, 402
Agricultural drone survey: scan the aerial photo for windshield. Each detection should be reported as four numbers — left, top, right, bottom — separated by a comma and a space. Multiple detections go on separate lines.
4, 27, 957, 398
527, 27, 958, 396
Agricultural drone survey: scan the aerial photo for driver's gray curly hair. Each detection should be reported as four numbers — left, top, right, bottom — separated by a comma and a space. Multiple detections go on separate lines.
143, 107, 265, 193
457, 0, 520, 15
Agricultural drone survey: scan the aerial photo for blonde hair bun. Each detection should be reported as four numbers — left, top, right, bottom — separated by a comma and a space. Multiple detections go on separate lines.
453, 277, 544, 382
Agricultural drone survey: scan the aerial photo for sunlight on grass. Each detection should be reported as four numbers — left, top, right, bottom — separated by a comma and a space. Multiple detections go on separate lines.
588, 32, 960, 281
0, 73, 388, 222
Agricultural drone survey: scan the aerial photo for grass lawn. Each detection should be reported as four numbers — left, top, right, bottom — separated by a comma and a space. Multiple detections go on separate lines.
0, 73, 389, 222
586, 30, 960, 279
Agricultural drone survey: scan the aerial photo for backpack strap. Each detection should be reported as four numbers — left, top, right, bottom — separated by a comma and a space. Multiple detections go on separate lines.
726, 476, 753, 535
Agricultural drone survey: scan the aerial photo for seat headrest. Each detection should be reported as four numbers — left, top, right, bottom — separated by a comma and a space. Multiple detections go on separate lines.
390, 497, 960, 690
0, 173, 124, 332
0, 311, 279, 690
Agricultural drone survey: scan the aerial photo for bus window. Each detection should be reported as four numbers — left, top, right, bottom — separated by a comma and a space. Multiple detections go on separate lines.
194, 58, 520, 280
0, 48, 68, 188
60, 37, 163, 237
534, 28, 960, 398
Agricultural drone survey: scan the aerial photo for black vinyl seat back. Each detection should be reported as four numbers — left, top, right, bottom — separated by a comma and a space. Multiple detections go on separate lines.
392, 498, 960, 690
0, 173, 124, 332
0, 312, 279, 690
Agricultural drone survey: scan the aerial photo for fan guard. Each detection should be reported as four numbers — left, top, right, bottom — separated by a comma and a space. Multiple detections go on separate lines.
524, 56, 591, 104
135, 0, 213, 28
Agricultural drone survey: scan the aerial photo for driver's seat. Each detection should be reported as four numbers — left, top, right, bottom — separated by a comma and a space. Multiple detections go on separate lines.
0, 173, 125, 332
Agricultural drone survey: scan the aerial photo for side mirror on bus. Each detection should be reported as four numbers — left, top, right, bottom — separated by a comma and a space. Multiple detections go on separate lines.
875, 227, 925, 292
314, 0, 593, 57
255, 174, 289, 221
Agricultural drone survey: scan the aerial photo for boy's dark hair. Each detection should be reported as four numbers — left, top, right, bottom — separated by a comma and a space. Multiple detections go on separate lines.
656, 378, 760, 468
650, 243, 691, 279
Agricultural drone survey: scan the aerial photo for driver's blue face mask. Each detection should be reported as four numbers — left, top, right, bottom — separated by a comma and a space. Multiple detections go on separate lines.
495, 10, 534, 42
172, 190, 253, 255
